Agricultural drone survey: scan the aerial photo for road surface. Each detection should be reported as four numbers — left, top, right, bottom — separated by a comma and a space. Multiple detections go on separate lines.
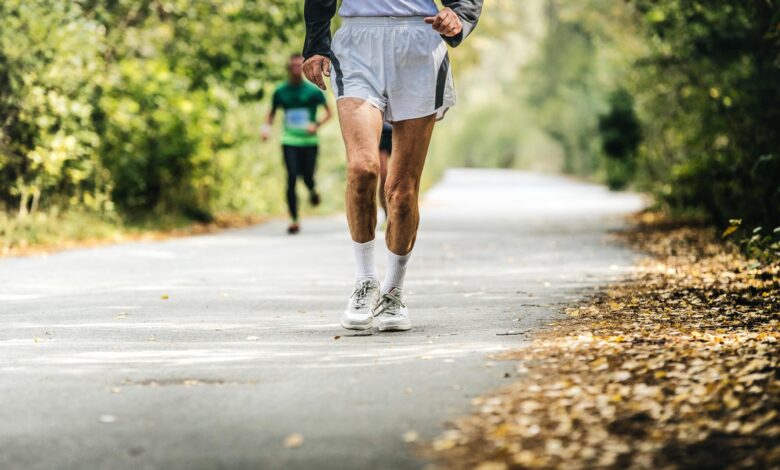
0, 169, 644, 469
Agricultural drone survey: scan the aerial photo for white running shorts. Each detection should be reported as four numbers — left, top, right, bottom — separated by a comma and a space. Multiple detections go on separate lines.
329, 16, 456, 122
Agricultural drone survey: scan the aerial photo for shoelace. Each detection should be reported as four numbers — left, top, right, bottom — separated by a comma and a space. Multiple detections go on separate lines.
351, 281, 373, 309
374, 291, 405, 317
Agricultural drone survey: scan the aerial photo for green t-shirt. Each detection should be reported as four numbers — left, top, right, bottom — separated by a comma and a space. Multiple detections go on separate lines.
272, 81, 327, 147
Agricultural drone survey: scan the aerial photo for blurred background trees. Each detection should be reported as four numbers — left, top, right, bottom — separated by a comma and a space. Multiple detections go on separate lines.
0, 0, 323, 224
1, 0, 778, 248
436, 0, 779, 230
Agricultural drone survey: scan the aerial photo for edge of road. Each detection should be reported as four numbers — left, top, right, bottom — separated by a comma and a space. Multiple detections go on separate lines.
0, 213, 272, 260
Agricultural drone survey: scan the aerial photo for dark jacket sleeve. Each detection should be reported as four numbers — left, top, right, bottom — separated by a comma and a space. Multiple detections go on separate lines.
441, 0, 484, 47
303, 0, 337, 59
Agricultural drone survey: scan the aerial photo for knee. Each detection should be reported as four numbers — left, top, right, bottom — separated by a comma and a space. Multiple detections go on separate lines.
385, 180, 418, 216
347, 154, 379, 191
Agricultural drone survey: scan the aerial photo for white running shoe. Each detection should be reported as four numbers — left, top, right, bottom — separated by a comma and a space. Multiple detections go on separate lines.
341, 279, 380, 330
375, 288, 411, 332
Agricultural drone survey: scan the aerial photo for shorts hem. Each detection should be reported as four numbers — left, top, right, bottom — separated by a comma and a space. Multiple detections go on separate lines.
387, 101, 455, 123
335, 94, 386, 114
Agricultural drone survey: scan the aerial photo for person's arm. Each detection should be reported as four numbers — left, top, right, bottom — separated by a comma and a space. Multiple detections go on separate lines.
428, 0, 484, 47
307, 96, 333, 135
302, 0, 337, 91
318, 102, 333, 129
303, 0, 337, 59
262, 92, 280, 141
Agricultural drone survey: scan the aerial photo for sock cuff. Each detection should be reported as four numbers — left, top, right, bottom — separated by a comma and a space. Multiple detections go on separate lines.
353, 238, 378, 281
386, 248, 412, 260
353, 239, 376, 248
382, 248, 412, 294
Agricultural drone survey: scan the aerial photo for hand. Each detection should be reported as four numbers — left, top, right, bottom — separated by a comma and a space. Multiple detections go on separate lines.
303, 55, 331, 91
424, 8, 463, 38
306, 123, 318, 135
261, 124, 271, 142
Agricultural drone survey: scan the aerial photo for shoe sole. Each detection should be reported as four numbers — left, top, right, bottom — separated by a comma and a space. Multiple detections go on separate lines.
340, 318, 372, 331
377, 323, 411, 332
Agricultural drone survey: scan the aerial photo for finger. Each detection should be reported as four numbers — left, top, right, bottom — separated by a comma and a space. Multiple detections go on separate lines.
314, 73, 326, 91
303, 62, 315, 82
322, 57, 331, 77
313, 64, 327, 90
444, 20, 460, 36
424, 16, 435, 24
432, 13, 444, 29
306, 59, 325, 90
439, 16, 454, 32
445, 17, 462, 36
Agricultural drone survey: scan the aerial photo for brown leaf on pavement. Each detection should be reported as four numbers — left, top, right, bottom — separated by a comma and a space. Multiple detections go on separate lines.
283, 433, 304, 448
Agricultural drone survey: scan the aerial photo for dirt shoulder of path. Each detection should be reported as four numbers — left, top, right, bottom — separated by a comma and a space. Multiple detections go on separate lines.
424, 212, 780, 469
1, 213, 267, 259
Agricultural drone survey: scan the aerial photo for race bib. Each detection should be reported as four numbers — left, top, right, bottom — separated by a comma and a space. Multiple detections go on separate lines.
285, 108, 311, 130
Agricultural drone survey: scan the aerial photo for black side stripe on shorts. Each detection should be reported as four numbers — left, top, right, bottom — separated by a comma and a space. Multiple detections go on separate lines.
330, 53, 344, 97
435, 53, 450, 109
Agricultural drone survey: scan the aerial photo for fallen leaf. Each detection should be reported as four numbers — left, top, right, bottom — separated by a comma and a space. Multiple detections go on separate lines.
283, 433, 304, 448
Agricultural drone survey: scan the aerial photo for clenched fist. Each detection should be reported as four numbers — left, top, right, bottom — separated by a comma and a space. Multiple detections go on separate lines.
424, 8, 463, 38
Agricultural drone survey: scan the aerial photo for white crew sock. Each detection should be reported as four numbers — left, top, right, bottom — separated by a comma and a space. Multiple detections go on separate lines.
382, 249, 412, 294
353, 239, 378, 281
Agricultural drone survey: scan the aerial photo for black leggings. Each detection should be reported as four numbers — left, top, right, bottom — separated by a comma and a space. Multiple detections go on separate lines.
282, 145, 318, 220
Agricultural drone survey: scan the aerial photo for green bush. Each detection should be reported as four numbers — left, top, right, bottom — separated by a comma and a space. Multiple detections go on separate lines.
0, 0, 307, 222
598, 89, 641, 190
630, 0, 780, 228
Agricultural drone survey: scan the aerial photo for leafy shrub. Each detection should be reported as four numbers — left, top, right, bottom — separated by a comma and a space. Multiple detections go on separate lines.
0, 0, 305, 220
598, 89, 642, 189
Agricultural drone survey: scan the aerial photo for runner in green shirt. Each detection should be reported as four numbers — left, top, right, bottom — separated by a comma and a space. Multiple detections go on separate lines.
262, 54, 332, 234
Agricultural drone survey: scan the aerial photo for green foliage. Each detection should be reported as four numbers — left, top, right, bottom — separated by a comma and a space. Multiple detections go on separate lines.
598, 89, 642, 189
0, 0, 309, 221
524, 4, 604, 176
456, 0, 779, 237
722, 219, 780, 265
629, 0, 780, 229
445, 0, 779, 236
740, 226, 780, 265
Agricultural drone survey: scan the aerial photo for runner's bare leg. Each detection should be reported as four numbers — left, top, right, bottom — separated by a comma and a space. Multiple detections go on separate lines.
336, 98, 384, 243
384, 114, 436, 255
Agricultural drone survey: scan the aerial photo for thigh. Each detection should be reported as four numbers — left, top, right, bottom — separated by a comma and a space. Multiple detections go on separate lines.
387, 115, 437, 186
282, 146, 302, 177
337, 98, 384, 166
303, 146, 318, 173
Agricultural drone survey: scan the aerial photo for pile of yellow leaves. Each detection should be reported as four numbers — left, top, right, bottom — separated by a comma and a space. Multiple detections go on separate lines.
427, 216, 779, 469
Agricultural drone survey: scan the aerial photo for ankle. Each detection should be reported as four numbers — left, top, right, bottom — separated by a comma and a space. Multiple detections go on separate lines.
353, 239, 379, 281
381, 249, 412, 294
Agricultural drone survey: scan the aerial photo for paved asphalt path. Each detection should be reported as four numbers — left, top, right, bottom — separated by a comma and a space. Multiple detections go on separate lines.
0, 169, 644, 470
